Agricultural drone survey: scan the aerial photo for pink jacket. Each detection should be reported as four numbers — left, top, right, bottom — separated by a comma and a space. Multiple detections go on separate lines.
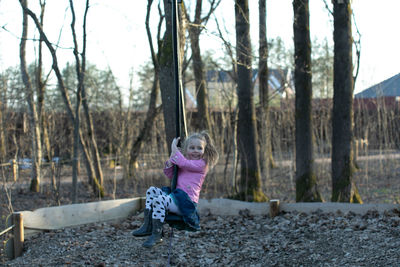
163, 150, 208, 203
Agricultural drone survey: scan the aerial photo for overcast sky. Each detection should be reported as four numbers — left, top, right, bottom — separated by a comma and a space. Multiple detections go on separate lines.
1, 0, 399, 95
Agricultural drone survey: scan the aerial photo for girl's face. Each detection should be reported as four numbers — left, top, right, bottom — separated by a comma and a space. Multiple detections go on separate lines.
185, 138, 206, 160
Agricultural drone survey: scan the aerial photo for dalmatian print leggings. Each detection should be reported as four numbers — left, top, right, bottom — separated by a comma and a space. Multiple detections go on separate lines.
145, 186, 182, 222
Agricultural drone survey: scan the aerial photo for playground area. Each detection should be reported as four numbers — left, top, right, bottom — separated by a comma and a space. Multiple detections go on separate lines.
1, 150, 400, 266
3, 208, 400, 266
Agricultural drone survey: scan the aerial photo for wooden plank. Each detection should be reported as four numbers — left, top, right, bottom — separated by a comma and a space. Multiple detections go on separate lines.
5, 238, 14, 259
269, 199, 280, 217
197, 199, 399, 216
198, 198, 268, 216
13, 212, 24, 258
280, 202, 399, 215
8, 198, 399, 237
21, 197, 144, 232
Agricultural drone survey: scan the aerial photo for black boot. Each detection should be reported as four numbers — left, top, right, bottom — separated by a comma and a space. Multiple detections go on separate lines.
142, 219, 163, 248
132, 209, 152, 237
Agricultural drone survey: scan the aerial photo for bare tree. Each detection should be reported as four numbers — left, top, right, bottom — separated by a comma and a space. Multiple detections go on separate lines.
125, 0, 163, 179
19, 0, 105, 199
234, 0, 267, 202
258, 0, 271, 186
0, 71, 8, 163
69, 0, 104, 198
19, 0, 42, 192
213, 17, 239, 195
331, 0, 362, 203
186, 0, 220, 132
293, 0, 323, 202
34, 0, 59, 199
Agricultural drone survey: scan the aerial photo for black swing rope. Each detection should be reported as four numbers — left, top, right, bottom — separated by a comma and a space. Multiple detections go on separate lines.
170, 0, 187, 210
171, 0, 187, 192
168, 0, 186, 265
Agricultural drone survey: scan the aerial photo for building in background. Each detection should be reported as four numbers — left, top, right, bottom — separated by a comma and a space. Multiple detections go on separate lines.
185, 68, 294, 110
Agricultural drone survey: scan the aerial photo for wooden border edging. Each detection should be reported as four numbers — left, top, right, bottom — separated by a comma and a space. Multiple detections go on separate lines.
5, 197, 145, 259
13, 212, 24, 258
6, 198, 399, 235
4, 197, 399, 260
280, 202, 399, 215
197, 199, 399, 217
22, 197, 145, 234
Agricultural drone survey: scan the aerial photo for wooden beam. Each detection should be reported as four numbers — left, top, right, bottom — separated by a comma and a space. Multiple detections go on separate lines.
12, 159, 18, 182
21, 197, 144, 236
13, 212, 24, 258
269, 199, 280, 217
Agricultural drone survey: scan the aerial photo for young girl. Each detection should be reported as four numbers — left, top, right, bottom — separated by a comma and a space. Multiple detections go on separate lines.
132, 131, 219, 248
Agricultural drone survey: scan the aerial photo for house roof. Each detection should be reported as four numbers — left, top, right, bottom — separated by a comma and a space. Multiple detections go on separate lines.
206, 68, 292, 91
355, 73, 400, 98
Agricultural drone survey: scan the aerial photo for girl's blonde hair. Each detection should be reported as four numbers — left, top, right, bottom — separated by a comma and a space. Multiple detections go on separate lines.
182, 131, 219, 168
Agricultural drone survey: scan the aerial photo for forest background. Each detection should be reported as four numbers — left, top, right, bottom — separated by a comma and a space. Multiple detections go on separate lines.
0, 0, 399, 220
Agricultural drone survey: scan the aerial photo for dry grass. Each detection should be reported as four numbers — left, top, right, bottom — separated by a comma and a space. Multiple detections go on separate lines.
1, 149, 399, 227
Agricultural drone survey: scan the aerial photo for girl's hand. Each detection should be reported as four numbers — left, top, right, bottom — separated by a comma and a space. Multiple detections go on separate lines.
165, 159, 173, 168
171, 137, 180, 156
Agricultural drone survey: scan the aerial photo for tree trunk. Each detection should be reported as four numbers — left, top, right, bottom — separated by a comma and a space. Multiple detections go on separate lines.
293, 0, 323, 202
331, 0, 362, 203
19, 0, 42, 192
188, 0, 211, 132
126, 0, 163, 178
70, 0, 105, 198
0, 76, 7, 163
36, 1, 58, 197
19, 1, 104, 198
160, 0, 187, 149
234, 0, 267, 202
258, 0, 271, 187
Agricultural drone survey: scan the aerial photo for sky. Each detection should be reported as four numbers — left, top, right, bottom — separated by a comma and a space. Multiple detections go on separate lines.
0, 0, 399, 95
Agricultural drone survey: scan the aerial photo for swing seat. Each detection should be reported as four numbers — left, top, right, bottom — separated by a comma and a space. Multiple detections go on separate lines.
161, 187, 185, 223
161, 189, 200, 231
165, 211, 200, 232
166, 212, 184, 222
165, 213, 190, 231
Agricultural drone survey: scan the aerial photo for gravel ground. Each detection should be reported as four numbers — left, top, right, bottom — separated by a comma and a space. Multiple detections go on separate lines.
2, 208, 400, 266
2, 153, 400, 266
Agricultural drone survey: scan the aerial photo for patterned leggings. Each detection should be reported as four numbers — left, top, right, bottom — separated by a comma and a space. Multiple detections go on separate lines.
145, 186, 182, 222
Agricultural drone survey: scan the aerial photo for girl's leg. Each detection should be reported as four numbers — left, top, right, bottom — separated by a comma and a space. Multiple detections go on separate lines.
167, 196, 181, 215
145, 186, 164, 210
143, 191, 182, 248
151, 194, 182, 222
133, 186, 163, 237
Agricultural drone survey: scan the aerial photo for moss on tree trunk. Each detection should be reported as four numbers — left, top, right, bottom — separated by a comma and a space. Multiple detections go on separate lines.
331, 162, 362, 203
229, 167, 268, 202
296, 172, 323, 202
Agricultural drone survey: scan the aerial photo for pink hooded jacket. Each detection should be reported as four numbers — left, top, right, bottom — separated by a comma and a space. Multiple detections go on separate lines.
163, 150, 208, 203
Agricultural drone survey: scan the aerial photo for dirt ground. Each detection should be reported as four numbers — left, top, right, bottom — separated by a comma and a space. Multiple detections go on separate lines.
1, 151, 400, 265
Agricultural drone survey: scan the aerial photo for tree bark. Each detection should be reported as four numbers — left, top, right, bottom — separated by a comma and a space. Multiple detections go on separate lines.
258, 0, 271, 186
331, 0, 362, 203
187, 0, 217, 132
234, 0, 267, 202
293, 0, 323, 202
159, 0, 187, 149
19, 0, 42, 192
0, 76, 7, 162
